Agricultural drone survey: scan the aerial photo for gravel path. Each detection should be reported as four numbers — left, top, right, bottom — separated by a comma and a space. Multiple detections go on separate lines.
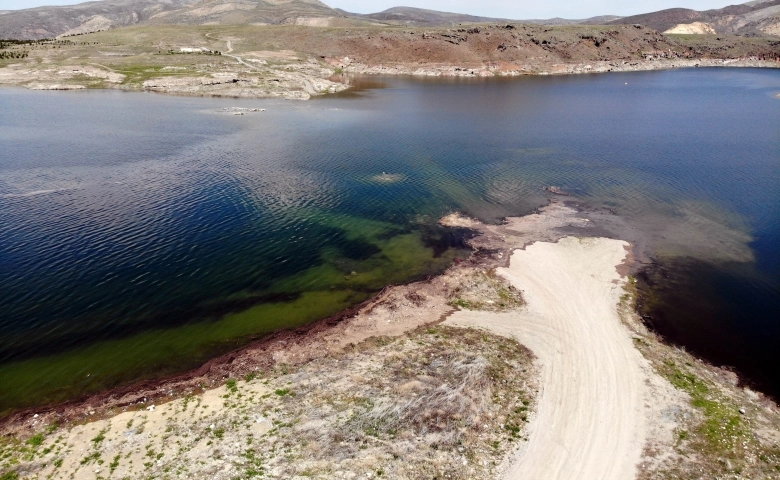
446, 236, 648, 480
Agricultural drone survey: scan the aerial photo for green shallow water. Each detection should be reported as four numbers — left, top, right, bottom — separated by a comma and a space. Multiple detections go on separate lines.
0, 210, 468, 413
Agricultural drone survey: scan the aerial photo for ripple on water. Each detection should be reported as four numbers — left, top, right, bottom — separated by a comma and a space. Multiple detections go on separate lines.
0, 69, 778, 411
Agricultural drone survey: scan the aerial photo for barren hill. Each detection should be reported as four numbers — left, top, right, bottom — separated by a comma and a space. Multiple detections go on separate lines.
146, 0, 340, 26
337, 6, 512, 26
0, 0, 198, 39
0, 0, 346, 39
2, 0, 780, 41
337, 7, 623, 28
0, 0, 621, 40
610, 0, 780, 35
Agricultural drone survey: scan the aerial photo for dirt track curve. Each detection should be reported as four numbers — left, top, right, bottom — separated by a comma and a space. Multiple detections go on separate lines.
446, 236, 648, 480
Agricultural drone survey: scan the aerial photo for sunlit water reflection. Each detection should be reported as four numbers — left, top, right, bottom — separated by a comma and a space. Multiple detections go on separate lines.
1, 68, 778, 413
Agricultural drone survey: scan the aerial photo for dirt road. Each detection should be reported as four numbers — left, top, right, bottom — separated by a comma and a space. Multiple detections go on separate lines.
446, 236, 648, 480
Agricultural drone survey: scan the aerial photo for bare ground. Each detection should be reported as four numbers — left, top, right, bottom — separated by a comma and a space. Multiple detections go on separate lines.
446, 237, 667, 479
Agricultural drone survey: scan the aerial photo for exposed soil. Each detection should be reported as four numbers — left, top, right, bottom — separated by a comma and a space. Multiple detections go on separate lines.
447, 236, 659, 480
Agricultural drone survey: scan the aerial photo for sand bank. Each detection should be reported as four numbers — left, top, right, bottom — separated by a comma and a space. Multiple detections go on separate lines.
447, 237, 648, 479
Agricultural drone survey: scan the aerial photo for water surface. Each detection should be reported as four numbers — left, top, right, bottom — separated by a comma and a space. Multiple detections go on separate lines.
1, 68, 778, 413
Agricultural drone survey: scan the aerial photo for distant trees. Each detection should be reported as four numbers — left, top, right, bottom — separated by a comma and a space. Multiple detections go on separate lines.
0, 40, 35, 60
0, 38, 53, 48
0, 38, 98, 59
0, 51, 29, 59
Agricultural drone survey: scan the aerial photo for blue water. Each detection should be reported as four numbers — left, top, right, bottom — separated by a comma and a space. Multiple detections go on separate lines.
0, 68, 778, 412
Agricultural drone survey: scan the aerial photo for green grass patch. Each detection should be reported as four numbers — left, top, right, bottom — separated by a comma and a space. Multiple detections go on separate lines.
660, 360, 747, 454
450, 298, 479, 310
80, 451, 101, 465
226, 379, 238, 394
109, 454, 120, 474
91, 430, 106, 447
25, 434, 43, 447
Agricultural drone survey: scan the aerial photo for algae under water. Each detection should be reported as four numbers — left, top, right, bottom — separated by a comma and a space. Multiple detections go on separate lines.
1, 68, 778, 413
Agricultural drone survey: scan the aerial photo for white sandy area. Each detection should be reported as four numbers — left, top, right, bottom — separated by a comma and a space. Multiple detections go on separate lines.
445, 236, 648, 480
32, 381, 273, 479
663, 22, 717, 34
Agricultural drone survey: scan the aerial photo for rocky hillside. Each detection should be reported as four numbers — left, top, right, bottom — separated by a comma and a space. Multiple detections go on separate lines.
2, 0, 779, 41
242, 23, 780, 67
610, 0, 780, 35
341, 7, 623, 28
0, 0, 199, 40
0, 0, 345, 39
146, 0, 340, 27
335, 6, 513, 26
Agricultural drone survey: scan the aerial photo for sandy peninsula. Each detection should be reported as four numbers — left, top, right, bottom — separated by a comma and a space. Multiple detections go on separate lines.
1, 202, 779, 479
447, 236, 649, 479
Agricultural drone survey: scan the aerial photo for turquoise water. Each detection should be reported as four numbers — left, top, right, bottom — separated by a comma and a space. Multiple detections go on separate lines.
1, 68, 778, 412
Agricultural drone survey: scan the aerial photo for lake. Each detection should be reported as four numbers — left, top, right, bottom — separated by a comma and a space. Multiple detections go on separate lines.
1, 68, 778, 414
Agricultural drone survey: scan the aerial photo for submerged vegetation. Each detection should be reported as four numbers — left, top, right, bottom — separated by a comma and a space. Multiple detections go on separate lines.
0, 213, 468, 416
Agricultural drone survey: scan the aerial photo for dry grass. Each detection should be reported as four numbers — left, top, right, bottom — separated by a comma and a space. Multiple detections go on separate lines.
446, 269, 524, 312
0, 326, 537, 480
262, 326, 537, 478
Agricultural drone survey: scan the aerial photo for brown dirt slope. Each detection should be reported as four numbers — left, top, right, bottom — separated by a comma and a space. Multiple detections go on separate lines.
193, 23, 780, 67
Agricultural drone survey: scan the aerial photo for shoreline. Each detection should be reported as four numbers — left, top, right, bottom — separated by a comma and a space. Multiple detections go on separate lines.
0, 200, 601, 430
446, 236, 649, 479
1, 201, 779, 479
2, 22, 779, 98
1, 58, 778, 99
0, 199, 772, 426
342, 57, 780, 79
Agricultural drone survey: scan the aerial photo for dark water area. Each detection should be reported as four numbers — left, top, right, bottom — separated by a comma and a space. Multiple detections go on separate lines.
1, 68, 779, 413
637, 258, 780, 397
